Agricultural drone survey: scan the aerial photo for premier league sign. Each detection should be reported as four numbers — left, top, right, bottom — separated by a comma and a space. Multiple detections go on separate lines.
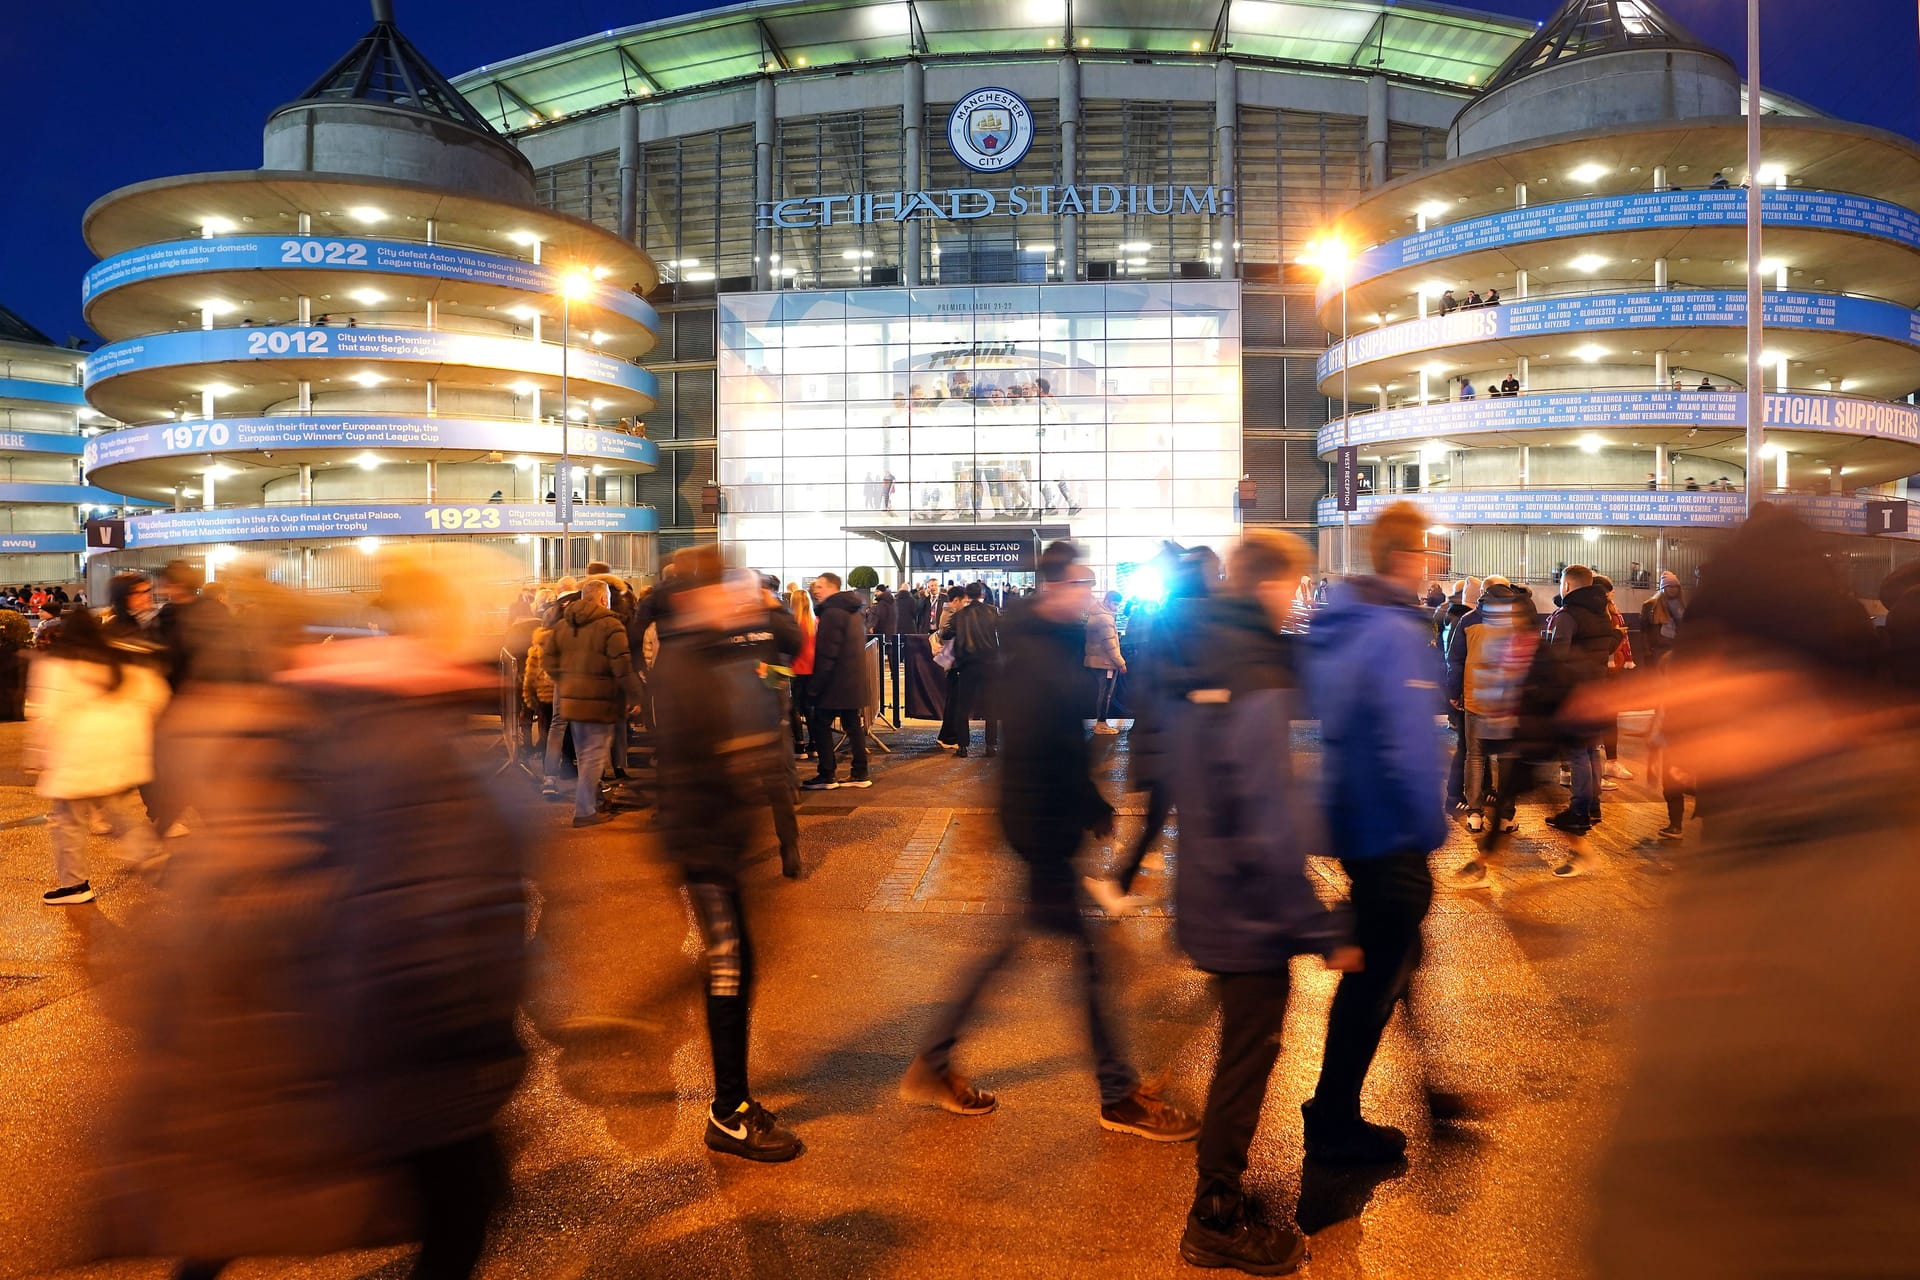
947, 88, 1034, 173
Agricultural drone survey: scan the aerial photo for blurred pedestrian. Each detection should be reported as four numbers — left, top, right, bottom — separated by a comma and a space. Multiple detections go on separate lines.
1173, 531, 1359, 1274
803, 572, 872, 790
1446, 580, 1540, 883
902, 541, 1200, 1142
1301, 501, 1448, 1164
546, 579, 644, 826
1542, 565, 1623, 852
728, 576, 805, 877
1084, 588, 1126, 734
1638, 570, 1687, 667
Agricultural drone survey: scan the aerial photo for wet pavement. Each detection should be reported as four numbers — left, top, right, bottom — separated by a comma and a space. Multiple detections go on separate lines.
0, 716, 1681, 1279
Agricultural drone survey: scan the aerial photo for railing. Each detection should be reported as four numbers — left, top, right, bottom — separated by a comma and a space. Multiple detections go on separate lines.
1326, 382, 1888, 420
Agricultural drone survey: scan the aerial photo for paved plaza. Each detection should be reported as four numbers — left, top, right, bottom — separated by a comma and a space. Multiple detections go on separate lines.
0, 718, 1679, 1280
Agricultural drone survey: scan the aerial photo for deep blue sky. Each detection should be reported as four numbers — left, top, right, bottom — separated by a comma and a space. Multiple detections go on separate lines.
2, 0, 1914, 344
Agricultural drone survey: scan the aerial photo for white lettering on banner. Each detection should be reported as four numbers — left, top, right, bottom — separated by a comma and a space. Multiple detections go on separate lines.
0, 434, 24, 449
757, 185, 1236, 230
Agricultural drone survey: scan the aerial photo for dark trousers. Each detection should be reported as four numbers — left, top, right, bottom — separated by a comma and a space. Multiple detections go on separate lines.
687, 877, 756, 1113
1113, 779, 1172, 892
809, 706, 869, 782
919, 856, 1140, 1106
949, 664, 998, 754
174, 1130, 506, 1280
1195, 969, 1292, 1214
789, 675, 811, 751
1313, 849, 1433, 1118
1445, 707, 1466, 807
937, 668, 963, 744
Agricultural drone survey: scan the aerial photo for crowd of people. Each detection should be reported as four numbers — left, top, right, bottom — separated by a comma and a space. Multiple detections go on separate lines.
12, 500, 1920, 1277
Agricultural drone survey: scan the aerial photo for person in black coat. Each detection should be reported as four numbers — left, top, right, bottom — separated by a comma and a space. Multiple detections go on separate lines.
940, 582, 1000, 757
1542, 566, 1625, 836
803, 573, 871, 789
902, 542, 1199, 1142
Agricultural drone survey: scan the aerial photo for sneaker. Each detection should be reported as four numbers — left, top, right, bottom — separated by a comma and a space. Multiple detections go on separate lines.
1451, 857, 1488, 888
1464, 811, 1486, 834
1599, 777, 1619, 791
1179, 1200, 1306, 1276
1092, 722, 1120, 736
704, 1100, 803, 1162
1656, 824, 1683, 841
572, 812, 614, 828
163, 821, 191, 839
801, 777, 838, 791
1300, 1101, 1406, 1166
1604, 761, 1634, 780
42, 881, 94, 906
1099, 1084, 1200, 1141
841, 777, 873, 789
899, 1057, 997, 1115
1544, 810, 1590, 835
1552, 852, 1590, 879
1082, 875, 1144, 918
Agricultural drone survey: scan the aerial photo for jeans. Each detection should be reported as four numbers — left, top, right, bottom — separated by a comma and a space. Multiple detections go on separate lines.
541, 703, 572, 783
809, 706, 868, 782
1090, 668, 1117, 722
1313, 849, 1433, 1119
919, 857, 1140, 1106
1445, 707, 1467, 807
686, 876, 755, 1113
569, 721, 614, 820
1462, 714, 1503, 813
1568, 738, 1604, 824
49, 791, 160, 887
1194, 969, 1292, 1213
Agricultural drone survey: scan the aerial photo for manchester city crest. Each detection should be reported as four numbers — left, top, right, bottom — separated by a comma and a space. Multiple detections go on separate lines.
947, 87, 1034, 173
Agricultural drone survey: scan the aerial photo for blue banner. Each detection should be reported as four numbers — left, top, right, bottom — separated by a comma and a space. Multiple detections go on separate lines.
83, 236, 658, 332
83, 416, 657, 473
1318, 290, 1920, 383
1317, 390, 1920, 454
123, 502, 660, 549
0, 428, 85, 456
84, 326, 658, 401
0, 532, 85, 554
1315, 489, 1748, 528
1323, 189, 1920, 304
0, 482, 158, 507
0, 376, 86, 406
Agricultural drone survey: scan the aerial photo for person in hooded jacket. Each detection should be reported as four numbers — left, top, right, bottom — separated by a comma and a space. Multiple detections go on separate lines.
546, 579, 645, 826
804, 572, 871, 789
1542, 564, 1625, 841
651, 549, 804, 1163
1172, 531, 1360, 1275
940, 581, 1001, 758
1447, 580, 1541, 883
1301, 501, 1449, 1165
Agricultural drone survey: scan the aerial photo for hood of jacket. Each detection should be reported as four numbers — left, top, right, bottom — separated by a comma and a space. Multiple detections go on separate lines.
817, 589, 864, 616
560, 598, 614, 631
1562, 582, 1612, 617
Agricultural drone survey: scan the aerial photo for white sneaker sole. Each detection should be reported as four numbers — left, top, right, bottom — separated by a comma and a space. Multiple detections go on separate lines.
43, 889, 95, 905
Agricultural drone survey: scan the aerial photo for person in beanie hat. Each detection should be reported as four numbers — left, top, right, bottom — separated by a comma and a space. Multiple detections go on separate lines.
1446, 579, 1540, 883
1638, 570, 1687, 667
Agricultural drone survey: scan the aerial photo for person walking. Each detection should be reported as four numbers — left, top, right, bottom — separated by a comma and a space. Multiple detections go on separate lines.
803, 572, 871, 790
1542, 564, 1624, 851
1638, 570, 1687, 667
1084, 588, 1127, 734
934, 585, 969, 750
26, 606, 170, 904
546, 579, 645, 827
902, 541, 1200, 1142
727, 578, 805, 877
1446, 580, 1540, 883
942, 581, 1001, 758
786, 584, 818, 759
1301, 501, 1448, 1164
653, 550, 804, 1163
1173, 531, 1360, 1275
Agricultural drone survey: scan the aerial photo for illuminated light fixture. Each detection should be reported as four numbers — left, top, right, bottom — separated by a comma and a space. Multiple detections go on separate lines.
567, 407, 588, 421
513, 455, 537, 470
357, 536, 381, 555
1427, 525, 1451, 536
1417, 280, 1451, 298
516, 533, 533, 544
507, 230, 540, 246
591, 398, 611, 410
1581, 528, 1601, 543
684, 271, 717, 282
1755, 163, 1786, 185
1190, 40, 1203, 50
199, 298, 238, 315
591, 464, 608, 476
1045, 37, 1057, 47
841, 249, 863, 261
1574, 345, 1607, 362
1576, 434, 1606, 452
1758, 442, 1781, 459
590, 331, 611, 346
1759, 259, 1783, 276
1117, 241, 1153, 252
507, 304, 539, 320
1079, 35, 1091, 46
795, 55, 808, 66
201, 216, 236, 234
508, 381, 538, 396
591, 266, 611, 280
347, 206, 387, 224
349, 288, 385, 305
592, 533, 603, 541
203, 382, 235, 398
1569, 254, 1607, 272
778, 266, 799, 278
204, 463, 236, 479
1023, 244, 1055, 254
1417, 201, 1449, 222
348, 371, 385, 388
1126, 258, 1148, 267
207, 544, 241, 565
679, 258, 700, 268
862, 250, 875, 259
559, 269, 595, 300
1465, 73, 1478, 85
355, 452, 383, 470
1568, 163, 1608, 185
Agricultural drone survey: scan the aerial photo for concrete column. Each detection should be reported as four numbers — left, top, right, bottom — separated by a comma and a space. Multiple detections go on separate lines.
1418, 291, 1429, 318
530, 389, 542, 423
1775, 263, 1788, 291
1654, 257, 1668, 289
425, 379, 436, 414
1515, 270, 1529, 300
297, 212, 311, 235
1830, 463, 1844, 494
1365, 74, 1390, 189
1653, 164, 1667, 190
1655, 443, 1667, 487
1776, 449, 1788, 490
425, 461, 437, 503
1059, 56, 1081, 280
618, 101, 640, 245
298, 379, 312, 412
424, 300, 436, 330
299, 463, 313, 505
1654, 351, 1667, 386
1776, 358, 1788, 391
200, 305, 215, 332
203, 469, 217, 510
904, 60, 925, 285
1517, 356, 1529, 389
298, 295, 312, 325
1215, 60, 1238, 279
753, 77, 776, 291
1418, 369, 1430, 405
1519, 444, 1530, 488
1515, 182, 1527, 209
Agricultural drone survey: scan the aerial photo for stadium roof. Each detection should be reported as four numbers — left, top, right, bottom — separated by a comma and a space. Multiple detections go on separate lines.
1479, 0, 1722, 97
283, 0, 505, 137
0, 302, 56, 348
451, 0, 1541, 135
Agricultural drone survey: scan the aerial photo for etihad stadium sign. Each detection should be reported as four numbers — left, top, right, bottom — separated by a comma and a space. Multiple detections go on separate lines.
756, 184, 1236, 229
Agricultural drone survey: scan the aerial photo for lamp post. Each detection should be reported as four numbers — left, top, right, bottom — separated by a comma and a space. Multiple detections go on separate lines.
558, 269, 593, 577
1304, 234, 1355, 573
1744, 0, 1765, 514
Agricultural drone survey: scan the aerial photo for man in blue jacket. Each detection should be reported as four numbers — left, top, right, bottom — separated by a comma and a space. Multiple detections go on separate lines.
1173, 531, 1360, 1274
1303, 501, 1449, 1165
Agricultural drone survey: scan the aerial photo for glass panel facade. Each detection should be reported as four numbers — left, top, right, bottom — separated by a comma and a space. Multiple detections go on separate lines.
719, 280, 1242, 586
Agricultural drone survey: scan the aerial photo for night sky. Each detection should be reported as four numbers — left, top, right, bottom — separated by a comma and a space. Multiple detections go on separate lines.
2, 0, 1914, 344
